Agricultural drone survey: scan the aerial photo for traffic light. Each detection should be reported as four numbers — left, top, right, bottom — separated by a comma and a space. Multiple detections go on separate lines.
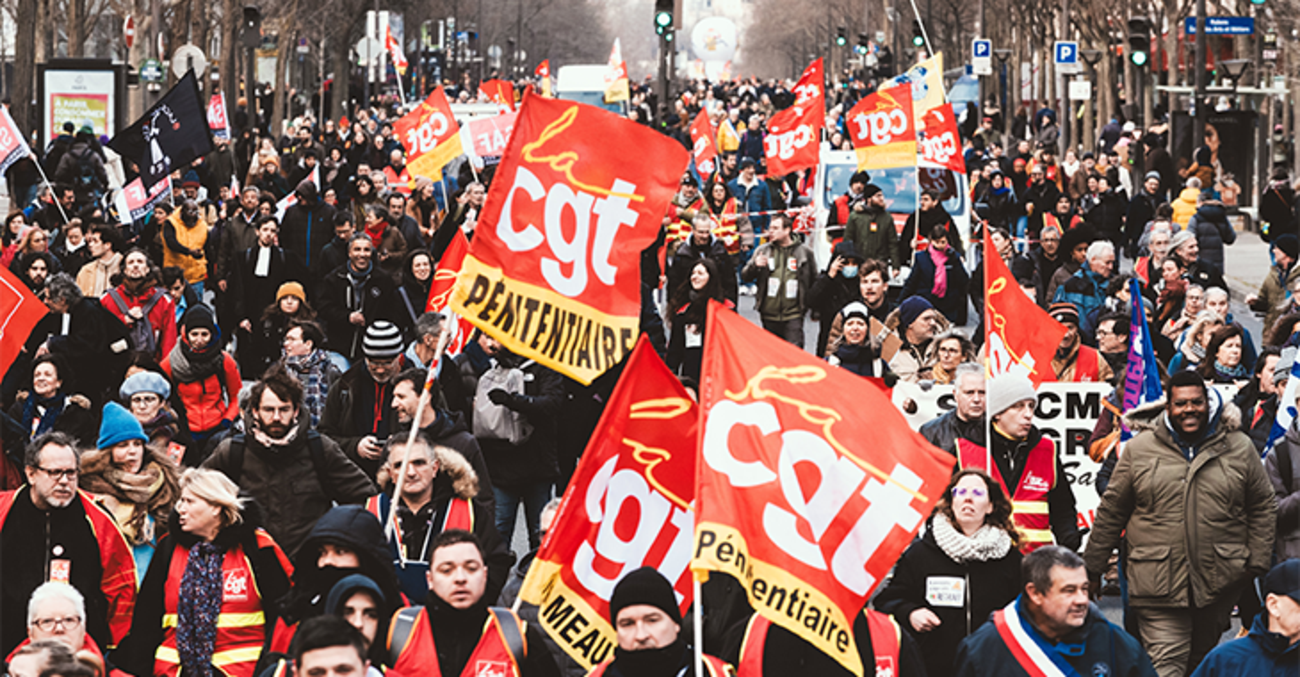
240, 5, 261, 48
836, 26, 847, 47
1128, 16, 1150, 67
856, 32, 869, 55
654, 0, 673, 35
911, 20, 925, 48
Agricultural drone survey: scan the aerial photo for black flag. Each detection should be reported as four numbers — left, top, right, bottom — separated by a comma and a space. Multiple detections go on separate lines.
109, 70, 213, 187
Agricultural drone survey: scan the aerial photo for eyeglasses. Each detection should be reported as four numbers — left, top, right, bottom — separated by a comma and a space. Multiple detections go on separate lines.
34, 466, 77, 481
31, 615, 81, 631
952, 487, 987, 498
938, 346, 962, 355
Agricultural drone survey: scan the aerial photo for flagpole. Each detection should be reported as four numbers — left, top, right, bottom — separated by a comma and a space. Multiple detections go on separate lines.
395, 69, 409, 109
386, 321, 453, 546
32, 162, 69, 225
693, 576, 704, 677
984, 229, 993, 456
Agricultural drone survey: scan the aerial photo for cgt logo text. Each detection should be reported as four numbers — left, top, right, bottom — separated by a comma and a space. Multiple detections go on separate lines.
852, 106, 909, 146
764, 122, 814, 160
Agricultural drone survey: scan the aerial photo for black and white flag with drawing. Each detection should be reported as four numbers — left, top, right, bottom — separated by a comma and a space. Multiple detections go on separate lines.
108, 70, 213, 186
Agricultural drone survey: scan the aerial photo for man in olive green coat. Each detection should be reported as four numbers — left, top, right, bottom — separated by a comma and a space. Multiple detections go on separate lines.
843, 184, 901, 274
1084, 370, 1276, 677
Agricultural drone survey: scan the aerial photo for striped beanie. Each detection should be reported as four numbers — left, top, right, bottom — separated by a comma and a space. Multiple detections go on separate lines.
363, 320, 404, 359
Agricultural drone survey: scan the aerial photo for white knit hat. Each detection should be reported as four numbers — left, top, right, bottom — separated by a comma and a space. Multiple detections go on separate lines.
987, 372, 1038, 417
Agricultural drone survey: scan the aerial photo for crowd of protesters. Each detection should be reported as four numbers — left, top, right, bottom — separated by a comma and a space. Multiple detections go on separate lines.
0, 68, 1297, 677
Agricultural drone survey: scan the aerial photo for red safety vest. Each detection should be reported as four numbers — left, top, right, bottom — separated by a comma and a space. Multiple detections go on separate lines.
389, 606, 526, 677
667, 195, 705, 245
712, 198, 742, 254
736, 611, 898, 677
956, 437, 1057, 552
364, 494, 473, 558
1068, 346, 1101, 382
384, 166, 413, 195
0, 489, 137, 647
833, 195, 851, 230
587, 653, 731, 677
154, 532, 278, 677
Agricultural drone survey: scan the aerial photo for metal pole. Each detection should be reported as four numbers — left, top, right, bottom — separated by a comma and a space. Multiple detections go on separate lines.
1059, 0, 1070, 158
246, 45, 256, 132
1193, 0, 1207, 148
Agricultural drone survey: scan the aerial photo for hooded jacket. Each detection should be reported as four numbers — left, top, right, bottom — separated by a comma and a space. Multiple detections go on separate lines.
1186, 201, 1236, 271
1266, 419, 1300, 560
278, 505, 403, 626
1084, 392, 1277, 608
844, 203, 900, 268
280, 180, 338, 273
202, 406, 377, 557
1189, 612, 1299, 677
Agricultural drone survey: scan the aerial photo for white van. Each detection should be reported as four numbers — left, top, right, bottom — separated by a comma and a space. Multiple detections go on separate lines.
555, 65, 627, 116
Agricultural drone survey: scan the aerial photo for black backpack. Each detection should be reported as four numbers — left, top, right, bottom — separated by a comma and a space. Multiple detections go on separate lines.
105, 288, 165, 356
223, 430, 338, 500
74, 151, 102, 194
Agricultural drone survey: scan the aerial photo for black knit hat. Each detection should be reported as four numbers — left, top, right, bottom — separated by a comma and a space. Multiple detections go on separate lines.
608, 566, 682, 626
861, 183, 883, 199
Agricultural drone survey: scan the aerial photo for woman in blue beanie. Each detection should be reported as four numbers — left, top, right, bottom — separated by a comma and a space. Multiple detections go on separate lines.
79, 401, 180, 579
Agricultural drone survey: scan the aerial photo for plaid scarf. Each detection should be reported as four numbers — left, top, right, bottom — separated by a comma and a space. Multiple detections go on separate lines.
284, 349, 331, 427
176, 540, 225, 677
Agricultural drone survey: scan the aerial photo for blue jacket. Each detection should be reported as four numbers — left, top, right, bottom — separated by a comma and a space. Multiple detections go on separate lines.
955, 597, 1157, 677
1054, 264, 1109, 338
901, 247, 970, 325
728, 177, 772, 234
1191, 613, 1299, 677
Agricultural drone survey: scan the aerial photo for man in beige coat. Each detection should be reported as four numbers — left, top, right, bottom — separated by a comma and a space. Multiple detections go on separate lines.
1085, 370, 1276, 677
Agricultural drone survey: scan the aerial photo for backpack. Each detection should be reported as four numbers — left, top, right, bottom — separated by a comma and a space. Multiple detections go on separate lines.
472, 359, 535, 445
224, 431, 338, 500
74, 151, 102, 194
106, 288, 165, 356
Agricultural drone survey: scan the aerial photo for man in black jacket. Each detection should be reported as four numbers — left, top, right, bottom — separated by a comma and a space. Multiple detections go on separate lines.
919, 362, 987, 454
390, 367, 494, 515
320, 321, 408, 478
317, 235, 399, 361
28, 272, 131, 405
669, 213, 737, 304
1126, 172, 1163, 256
280, 179, 337, 275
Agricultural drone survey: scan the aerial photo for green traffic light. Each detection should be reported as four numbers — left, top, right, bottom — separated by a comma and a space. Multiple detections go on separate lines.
1131, 51, 1148, 67
836, 37, 846, 46
655, 11, 672, 27
912, 35, 924, 47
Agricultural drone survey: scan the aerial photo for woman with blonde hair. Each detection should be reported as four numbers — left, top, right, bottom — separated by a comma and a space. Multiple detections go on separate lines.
114, 468, 292, 677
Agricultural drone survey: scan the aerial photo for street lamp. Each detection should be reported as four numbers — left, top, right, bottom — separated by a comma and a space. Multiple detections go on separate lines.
993, 48, 1011, 63
1219, 58, 1252, 86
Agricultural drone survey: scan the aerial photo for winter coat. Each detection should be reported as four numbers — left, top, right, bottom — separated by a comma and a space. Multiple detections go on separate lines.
902, 247, 970, 325
1260, 181, 1296, 239
317, 359, 405, 479
1190, 612, 1300, 677
918, 409, 986, 456
101, 283, 179, 364
1251, 262, 1300, 335
202, 410, 376, 556
740, 240, 817, 320
669, 236, 737, 305
2, 392, 97, 459
53, 141, 107, 198
1265, 419, 1300, 560
162, 209, 209, 284
315, 263, 400, 360
874, 518, 1023, 677
216, 210, 261, 284
473, 356, 565, 488
1186, 201, 1237, 271
844, 204, 901, 269
1126, 190, 1160, 248
1172, 187, 1200, 228
161, 346, 242, 435
279, 190, 337, 274
1053, 264, 1109, 337
497, 550, 587, 677
727, 176, 772, 233
29, 297, 132, 402
1084, 393, 1277, 608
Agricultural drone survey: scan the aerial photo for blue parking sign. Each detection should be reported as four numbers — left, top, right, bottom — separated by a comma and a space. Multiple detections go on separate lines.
973, 39, 991, 59
1054, 41, 1078, 65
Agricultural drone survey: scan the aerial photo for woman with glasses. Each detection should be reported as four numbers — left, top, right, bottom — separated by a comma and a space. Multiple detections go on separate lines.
114, 469, 292, 677
925, 330, 976, 385
78, 402, 180, 580
873, 469, 1022, 677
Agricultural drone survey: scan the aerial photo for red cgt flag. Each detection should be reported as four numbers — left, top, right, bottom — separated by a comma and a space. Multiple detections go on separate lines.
692, 302, 954, 676
535, 60, 552, 97
688, 108, 718, 177
845, 82, 915, 171
0, 265, 51, 374
984, 228, 1068, 384
426, 229, 475, 355
919, 103, 966, 174
479, 79, 516, 110
394, 87, 463, 182
764, 58, 824, 177
449, 96, 688, 384
517, 336, 697, 670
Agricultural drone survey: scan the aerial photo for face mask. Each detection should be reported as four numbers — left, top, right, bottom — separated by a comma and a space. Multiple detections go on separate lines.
842, 265, 859, 279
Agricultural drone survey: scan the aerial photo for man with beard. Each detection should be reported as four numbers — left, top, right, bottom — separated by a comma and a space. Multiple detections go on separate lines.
101, 248, 178, 363
388, 531, 554, 677
1049, 302, 1113, 383
954, 547, 1154, 677
203, 364, 376, 557
281, 178, 338, 275
1086, 371, 1275, 677
161, 200, 209, 298
364, 434, 511, 603
844, 183, 900, 273
216, 187, 263, 299
0, 432, 136, 656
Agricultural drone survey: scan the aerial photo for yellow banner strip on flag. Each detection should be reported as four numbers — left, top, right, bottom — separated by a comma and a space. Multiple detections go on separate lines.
692, 522, 864, 677
517, 558, 617, 670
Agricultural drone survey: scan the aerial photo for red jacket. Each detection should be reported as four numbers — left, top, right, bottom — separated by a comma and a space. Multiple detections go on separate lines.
100, 284, 178, 362
161, 351, 242, 433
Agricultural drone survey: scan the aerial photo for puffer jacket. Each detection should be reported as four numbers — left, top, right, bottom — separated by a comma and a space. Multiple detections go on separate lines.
1172, 186, 1200, 228
1186, 201, 1236, 271
1265, 419, 1300, 560
1084, 391, 1277, 608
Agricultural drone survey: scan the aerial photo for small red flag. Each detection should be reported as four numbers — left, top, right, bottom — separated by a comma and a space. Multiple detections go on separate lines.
984, 228, 1068, 384
0, 266, 50, 373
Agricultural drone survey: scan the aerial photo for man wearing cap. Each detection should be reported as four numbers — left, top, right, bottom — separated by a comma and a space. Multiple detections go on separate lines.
1127, 171, 1164, 255
920, 362, 986, 454
844, 183, 900, 272
954, 546, 1155, 677
1086, 370, 1275, 677
1247, 234, 1300, 331
666, 174, 704, 254
958, 372, 1081, 552
828, 170, 870, 230
1053, 240, 1114, 339
1192, 559, 1300, 676
320, 320, 409, 479
1049, 302, 1113, 383
587, 567, 730, 677
387, 530, 558, 677
888, 296, 941, 382
1170, 228, 1227, 293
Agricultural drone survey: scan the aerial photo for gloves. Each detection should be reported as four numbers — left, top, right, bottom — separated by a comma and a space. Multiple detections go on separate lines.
488, 389, 517, 408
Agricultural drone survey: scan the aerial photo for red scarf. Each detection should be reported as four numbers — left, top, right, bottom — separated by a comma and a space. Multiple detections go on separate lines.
364, 221, 387, 248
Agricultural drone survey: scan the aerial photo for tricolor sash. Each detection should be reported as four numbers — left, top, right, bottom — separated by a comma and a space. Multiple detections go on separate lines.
991, 598, 1084, 677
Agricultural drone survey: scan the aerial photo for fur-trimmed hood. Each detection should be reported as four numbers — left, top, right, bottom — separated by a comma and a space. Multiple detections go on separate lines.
377, 440, 479, 501
1121, 387, 1242, 435
15, 391, 91, 410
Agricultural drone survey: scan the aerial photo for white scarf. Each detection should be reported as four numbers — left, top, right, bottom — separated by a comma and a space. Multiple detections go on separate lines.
931, 513, 1013, 563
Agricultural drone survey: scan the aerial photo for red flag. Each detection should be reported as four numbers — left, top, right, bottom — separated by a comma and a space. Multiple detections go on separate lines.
478, 79, 516, 110
426, 230, 475, 355
692, 302, 954, 676
449, 96, 689, 384
764, 58, 823, 177
845, 83, 916, 171
0, 265, 51, 374
919, 104, 966, 174
517, 337, 696, 669
394, 87, 463, 181
384, 25, 408, 75
535, 60, 552, 98
688, 108, 718, 177
985, 228, 1068, 385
